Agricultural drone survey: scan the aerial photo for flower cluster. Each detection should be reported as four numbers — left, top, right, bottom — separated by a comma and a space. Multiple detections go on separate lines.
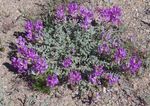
33, 57, 48, 74
68, 70, 82, 85
79, 6, 93, 29
16, 36, 26, 47
106, 74, 119, 85
89, 65, 104, 85
11, 21, 48, 74
114, 47, 127, 64
16, 36, 39, 61
25, 20, 43, 41
11, 57, 28, 73
55, 3, 94, 29
25, 48, 38, 61
47, 74, 59, 88
128, 56, 142, 74
68, 2, 79, 18
98, 6, 122, 25
56, 5, 66, 20
62, 57, 73, 68
55, 3, 122, 29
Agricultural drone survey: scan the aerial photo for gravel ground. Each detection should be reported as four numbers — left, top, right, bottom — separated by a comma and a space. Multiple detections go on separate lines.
0, 0, 150, 106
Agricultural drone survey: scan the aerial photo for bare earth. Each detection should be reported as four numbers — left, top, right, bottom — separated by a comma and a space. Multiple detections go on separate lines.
0, 0, 150, 106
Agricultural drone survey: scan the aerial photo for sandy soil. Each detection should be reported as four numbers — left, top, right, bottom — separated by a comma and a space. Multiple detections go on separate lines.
0, 0, 150, 106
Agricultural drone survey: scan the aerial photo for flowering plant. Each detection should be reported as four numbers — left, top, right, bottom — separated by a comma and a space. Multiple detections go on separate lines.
10, 2, 146, 99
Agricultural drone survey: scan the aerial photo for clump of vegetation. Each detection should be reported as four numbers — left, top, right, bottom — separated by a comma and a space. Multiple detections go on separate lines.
10, 2, 147, 100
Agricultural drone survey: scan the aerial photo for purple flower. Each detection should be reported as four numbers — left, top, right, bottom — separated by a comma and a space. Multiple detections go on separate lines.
89, 65, 104, 85
16, 36, 26, 47
25, 20, 33, 31
111, 6, 122, 23
68, 70, 82, 85
47, 74, 59, 88
26, 30, 33, 41
106, 74, 119, 85
79, 6, 93, 29
25, 20, 43, 41
99, 8, 111, 21
80, 6, 93, 18
84, 11, 93, 23
68, 2, 79, 17
62, 57, 72, 68
17, 45, 28, 56
79, 6, 87, 17
99, 6, 122, 25
25, 21, 34, 41
81, 16, 93, 29
89, 74, 98, 85
34, 20, 43, 31
11, 57, 28, 73
26, 48, 38, 61
81, 18, 90, 30
94, 65, 104, 76
128, 56, 142, 74
114, 47, 127, 64
15, 36, 40, 62
55, 5, 66, 20
17, 46, 38, 61
33, 57, 48, 74
98, 43, 110, 54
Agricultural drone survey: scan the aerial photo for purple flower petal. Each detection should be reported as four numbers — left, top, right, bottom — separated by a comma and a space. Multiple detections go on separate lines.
55, 5, 66, 20
128, 56, 142, 74
33, 57, 48, 74
47, 74, 59, 88
106, 74, 119, 85
11, 57, 28, 73
114, 47, 127, 64
68, 2, 79, 17
62, 57, 72, 68
68, 70, 82, 85
99, 6, 122, 25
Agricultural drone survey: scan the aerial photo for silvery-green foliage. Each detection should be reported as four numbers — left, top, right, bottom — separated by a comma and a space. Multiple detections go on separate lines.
33, 17, 105, 75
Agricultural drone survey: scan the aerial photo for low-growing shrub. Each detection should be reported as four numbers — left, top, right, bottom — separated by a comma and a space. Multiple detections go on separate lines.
10, 2, 147, 100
